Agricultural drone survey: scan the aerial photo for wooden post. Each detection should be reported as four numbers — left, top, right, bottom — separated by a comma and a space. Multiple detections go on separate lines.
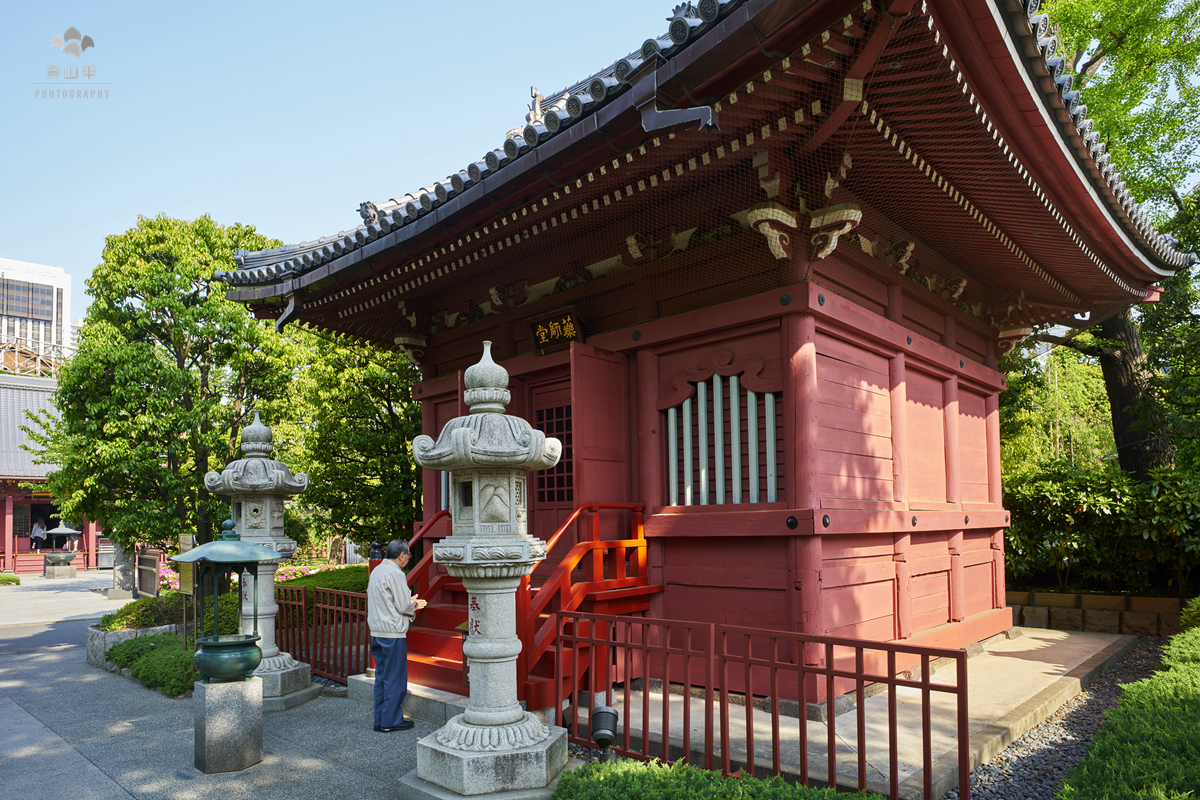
944, 376, 961, 506
421, 398, 438, 523
985, 392, 1002, 506
790, 314, 820, 509
637, 350, 663, 512
83, 518, 98, 570
788, 313, 822, 664
2, 494, 12, 573
886, 284, 903, 324
894, 532, 912, 639
949, 529, 965, 622
991, 531, 1005, 609
889, 354, 908, 504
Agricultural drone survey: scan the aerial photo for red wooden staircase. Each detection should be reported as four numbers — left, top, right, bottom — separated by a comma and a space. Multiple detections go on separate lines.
403, 503, 661, 710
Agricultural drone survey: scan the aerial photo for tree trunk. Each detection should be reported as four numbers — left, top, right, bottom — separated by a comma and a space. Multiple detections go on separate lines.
1098, 309, 1174, 480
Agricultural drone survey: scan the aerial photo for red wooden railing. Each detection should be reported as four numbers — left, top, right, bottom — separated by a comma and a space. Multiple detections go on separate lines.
518, 503, 646, 695
555, 611, 971, 800
274, 586, 372, 683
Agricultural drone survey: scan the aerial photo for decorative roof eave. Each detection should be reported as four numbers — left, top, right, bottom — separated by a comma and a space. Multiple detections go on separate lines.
218, 0, 756, 296
974, 0, 1195, 278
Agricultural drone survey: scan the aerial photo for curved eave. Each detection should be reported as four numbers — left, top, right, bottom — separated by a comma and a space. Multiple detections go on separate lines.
223, 0, 859, 304
932, 0, 1189, 290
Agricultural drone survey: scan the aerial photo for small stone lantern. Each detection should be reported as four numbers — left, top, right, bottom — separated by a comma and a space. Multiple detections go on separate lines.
410, 341, 567, 796
203, 412, 320, 710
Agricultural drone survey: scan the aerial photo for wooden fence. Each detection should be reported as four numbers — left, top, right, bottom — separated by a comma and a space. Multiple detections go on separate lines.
276, 586, 371, 683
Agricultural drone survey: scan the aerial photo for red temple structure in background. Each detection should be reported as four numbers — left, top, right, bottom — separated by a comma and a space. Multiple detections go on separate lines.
219, 0, 1195, 705
0, 373, 102, 574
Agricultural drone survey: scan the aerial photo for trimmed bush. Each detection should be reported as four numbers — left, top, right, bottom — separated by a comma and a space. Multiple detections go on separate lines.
0, 574, 19, 586
97, 590, 240, 635
554, 759, 874, 800
1056, 627, 1200, 799
105, 633, 198, 697
278, 564, 368, 594
1006, 466, 1200, 596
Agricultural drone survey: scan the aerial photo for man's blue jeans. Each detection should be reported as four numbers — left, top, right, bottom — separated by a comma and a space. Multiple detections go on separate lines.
371, 636, 408, 728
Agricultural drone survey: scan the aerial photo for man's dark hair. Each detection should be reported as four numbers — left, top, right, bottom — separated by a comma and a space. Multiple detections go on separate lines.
385, 539, 411, 560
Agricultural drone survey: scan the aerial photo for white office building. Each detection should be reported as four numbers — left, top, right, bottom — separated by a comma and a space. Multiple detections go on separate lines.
0, 258, 72, 358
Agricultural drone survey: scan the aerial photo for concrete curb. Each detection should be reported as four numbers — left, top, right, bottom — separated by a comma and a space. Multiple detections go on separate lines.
901, 633, 1137, 799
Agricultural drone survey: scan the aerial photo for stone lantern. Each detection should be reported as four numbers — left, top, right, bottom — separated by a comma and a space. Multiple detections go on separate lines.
409, 341, 567, 797
204, 412, 320, 710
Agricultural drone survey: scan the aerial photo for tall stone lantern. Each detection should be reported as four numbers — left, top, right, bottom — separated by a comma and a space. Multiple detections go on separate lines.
204, 412, 321, 711
409, 341, 567, 797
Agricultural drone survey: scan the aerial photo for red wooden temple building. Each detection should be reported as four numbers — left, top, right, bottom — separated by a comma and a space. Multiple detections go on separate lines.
219, 0, 1194, 706
0, 373, 103, 574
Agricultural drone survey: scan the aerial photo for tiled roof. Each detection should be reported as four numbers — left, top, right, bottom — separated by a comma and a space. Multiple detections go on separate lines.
214, 0, 741, 288
0, 373, 57, 479
215, 0, 1195, 291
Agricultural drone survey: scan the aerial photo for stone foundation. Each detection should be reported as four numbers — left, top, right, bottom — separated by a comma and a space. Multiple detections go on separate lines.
194, 678, 263, 773
1011, 605, 1180, 636
44, 564, 77, 579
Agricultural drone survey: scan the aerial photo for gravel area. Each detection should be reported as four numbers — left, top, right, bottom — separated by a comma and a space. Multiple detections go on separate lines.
940, 636, 1166, 800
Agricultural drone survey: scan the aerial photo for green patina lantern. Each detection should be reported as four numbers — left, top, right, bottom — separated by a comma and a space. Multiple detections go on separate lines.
171, 519, 279, 683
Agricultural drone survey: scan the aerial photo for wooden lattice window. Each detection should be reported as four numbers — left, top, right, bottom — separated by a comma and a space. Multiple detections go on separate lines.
666, 377, 783, 506
535, 405, 574, 503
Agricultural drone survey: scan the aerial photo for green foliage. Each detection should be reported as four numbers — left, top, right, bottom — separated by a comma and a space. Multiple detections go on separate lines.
1006, 466, 1200, 594
285, 329, 422, 548
554, 759, 873, 800
1045, 0, 1200, 218
277, 564, 369, 594
21, 214, 291, 549
105, 633, 198, 697
1056, 627, 1200, 799
0, 574, 19, 586
97, 589, 240, 634
1181, 595, 1200, 630
1000, 343, 1116, 480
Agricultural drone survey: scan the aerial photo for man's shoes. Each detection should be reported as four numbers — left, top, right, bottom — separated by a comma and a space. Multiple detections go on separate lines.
375, 720, 415, 732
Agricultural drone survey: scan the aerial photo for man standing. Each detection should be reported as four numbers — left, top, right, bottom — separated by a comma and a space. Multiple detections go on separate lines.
367, 539, 426, 732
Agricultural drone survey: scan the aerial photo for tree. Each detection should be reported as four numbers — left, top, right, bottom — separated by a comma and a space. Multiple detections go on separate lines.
284, 328, 422, 549
23, 215, 290, 550
1031, 0, 1200, 480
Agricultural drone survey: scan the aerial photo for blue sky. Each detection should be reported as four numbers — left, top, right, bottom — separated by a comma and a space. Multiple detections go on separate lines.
1, 1, 677, 320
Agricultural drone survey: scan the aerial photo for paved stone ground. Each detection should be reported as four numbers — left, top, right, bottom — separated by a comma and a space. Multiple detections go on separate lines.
0, 619, 434, 800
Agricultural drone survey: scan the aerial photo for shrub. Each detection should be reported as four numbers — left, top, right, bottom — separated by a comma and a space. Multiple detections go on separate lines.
0, 574, 19, 586
554, 759, 874, 800
105, 633, 198, 697
277, 563, 368, 593
98, 590, 240, 635
1006, 466, 1200, 596
1182, 596, 1200, 631
1056, 627, 1200, 799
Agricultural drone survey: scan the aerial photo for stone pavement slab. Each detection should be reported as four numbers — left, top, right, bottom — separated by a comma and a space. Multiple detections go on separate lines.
0, 570, 132, 628
0, 620, 434, 800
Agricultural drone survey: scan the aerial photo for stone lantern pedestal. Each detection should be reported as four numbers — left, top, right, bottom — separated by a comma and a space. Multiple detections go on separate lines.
204, 412, 321, 711
405, 342, 567, 798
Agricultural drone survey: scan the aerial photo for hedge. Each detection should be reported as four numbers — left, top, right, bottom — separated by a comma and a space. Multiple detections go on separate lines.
1056, 627, 1200, 799
97, 590, 240, 635
1005, 467, 1200, 595
105, 633, 198, 697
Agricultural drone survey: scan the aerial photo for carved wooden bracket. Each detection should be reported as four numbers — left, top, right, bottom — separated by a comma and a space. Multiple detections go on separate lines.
746, 203, 800, 260
657, 347, 783, 410
809, 202, 863, 260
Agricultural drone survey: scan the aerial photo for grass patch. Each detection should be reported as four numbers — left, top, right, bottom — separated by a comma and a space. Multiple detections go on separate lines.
1057, 627, 1200, 799
0, 574, 19, 586
553, 759, 874, 800
105, 633, 198, 697
97, 590, 240, 635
